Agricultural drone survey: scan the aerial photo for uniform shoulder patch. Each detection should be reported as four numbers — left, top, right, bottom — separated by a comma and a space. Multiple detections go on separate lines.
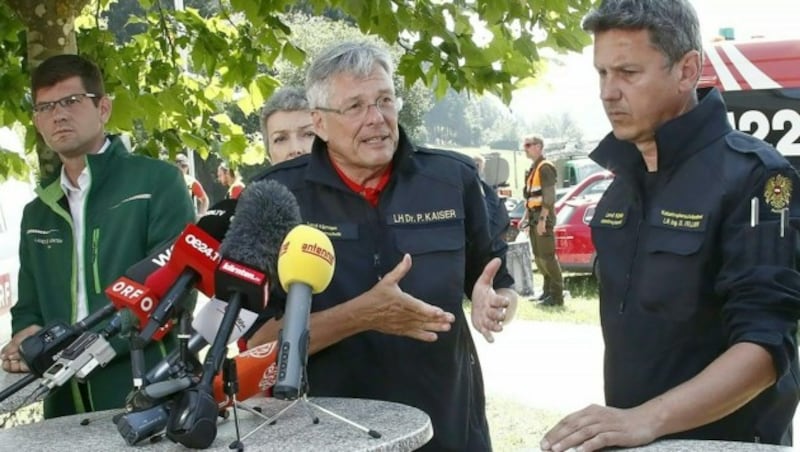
764, 173, 792, 212
725, 131, 785, 170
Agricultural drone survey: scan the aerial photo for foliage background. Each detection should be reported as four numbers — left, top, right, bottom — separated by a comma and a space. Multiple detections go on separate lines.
0, 0, 596, 183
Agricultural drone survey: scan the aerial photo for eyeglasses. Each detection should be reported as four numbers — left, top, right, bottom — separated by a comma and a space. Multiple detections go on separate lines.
33, 93, 98, 115
316, 95, 403, 119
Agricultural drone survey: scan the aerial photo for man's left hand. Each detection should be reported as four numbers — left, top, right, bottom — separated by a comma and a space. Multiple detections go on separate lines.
536, 218, 547, 236
470, 258, 515, 343
540, 404, 658, 452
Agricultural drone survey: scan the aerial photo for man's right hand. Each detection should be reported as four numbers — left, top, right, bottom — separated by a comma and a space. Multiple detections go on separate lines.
1, 325, 42, 373
355, 254, 455, 342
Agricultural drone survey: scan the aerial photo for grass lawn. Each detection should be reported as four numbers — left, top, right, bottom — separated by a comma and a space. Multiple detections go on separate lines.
482, 271, 601, 451
487, 395, 564, 451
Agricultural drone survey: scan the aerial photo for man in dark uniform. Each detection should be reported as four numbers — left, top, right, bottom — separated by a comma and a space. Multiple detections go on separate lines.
541, 1, 800, 450
521, 135, 564, 305
247, 41, 519, 451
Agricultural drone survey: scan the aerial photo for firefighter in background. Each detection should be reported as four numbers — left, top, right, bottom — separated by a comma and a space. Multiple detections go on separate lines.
175, 152, 209, 216
520, 134, 564, 306
217, 161, 245, 200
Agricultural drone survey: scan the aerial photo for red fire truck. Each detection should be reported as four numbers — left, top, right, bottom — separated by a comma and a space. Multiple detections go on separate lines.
699, 38, 800, 163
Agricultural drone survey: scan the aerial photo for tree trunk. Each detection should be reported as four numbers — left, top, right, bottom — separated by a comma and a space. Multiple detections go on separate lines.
4, 0, 89, 183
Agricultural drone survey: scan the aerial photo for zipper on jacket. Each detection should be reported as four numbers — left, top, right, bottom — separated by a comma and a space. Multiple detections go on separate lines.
91, 228, 101, 294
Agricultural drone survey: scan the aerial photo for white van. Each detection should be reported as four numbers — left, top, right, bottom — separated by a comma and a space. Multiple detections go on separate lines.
0, 127, 36, 344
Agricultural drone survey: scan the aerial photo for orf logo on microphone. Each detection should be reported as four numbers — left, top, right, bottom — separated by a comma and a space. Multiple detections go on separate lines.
107, 277, 156, 312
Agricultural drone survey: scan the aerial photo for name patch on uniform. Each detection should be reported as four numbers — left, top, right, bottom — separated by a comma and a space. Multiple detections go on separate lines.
659, 210, 705, 230
26, 228, 64, 246
305, 222, 357, 240
599, 211, 625, 227
388, 209, 458, 225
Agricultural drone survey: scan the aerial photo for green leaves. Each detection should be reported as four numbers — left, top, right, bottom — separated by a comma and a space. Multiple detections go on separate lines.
0, 0, 594, 181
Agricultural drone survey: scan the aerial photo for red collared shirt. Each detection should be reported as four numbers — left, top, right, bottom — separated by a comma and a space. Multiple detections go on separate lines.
330, 157, 392, 207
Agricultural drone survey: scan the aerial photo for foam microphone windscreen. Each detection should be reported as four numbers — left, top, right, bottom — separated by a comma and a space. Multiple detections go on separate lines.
216, 180, 301, 311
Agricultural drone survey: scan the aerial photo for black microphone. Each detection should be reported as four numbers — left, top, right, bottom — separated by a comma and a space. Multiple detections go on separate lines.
16, 304, 117, 379
166, 180, 301, 449
29, 310, 138, 403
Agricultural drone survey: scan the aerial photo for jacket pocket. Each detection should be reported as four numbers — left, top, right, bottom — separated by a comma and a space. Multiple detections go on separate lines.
393, 224, 465, 308
639, 226, 707, 320
394, 225, 464, 255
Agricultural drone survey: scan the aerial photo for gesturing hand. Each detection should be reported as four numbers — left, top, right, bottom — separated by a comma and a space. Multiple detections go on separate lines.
470, 257, 511, 343
358, 254, 455, 342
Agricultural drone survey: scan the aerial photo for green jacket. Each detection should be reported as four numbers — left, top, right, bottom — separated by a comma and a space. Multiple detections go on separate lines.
13, 135, 194, 417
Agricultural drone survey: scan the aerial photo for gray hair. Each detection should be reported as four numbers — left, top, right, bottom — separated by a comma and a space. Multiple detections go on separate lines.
582, 0, 702, 67
260, 86, 309, 147
523, 134, 544, 148
305, 41, 394, 109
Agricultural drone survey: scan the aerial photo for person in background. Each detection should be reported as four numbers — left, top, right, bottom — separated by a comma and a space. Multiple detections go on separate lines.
260, 86, 315, 164
248, 41, 518, 451
473, 154, 486, 178
541, 1, 800, 450
473, 154, 511, 247
217, 161, 245, 199
520, 134, 564, 306
0, 54, 194, 418
175, 152, 209, 216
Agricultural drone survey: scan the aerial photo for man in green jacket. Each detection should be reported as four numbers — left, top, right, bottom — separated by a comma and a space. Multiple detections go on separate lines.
0, 54, 194, 418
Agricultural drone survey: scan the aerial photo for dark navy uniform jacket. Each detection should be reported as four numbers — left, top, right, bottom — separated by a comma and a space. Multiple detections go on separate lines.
590, 88, 800, 445
255, 127, 514, 451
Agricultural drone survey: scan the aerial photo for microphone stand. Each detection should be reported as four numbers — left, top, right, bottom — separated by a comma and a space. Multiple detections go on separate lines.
236, 351, 381, 443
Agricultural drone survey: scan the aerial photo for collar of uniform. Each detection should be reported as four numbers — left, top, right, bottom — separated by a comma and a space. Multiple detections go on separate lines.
591, 88, 732, 178
40, 134, 124, 190
304, 125, 416, 191
60, 138, 111, 194
330, 157, 393, 207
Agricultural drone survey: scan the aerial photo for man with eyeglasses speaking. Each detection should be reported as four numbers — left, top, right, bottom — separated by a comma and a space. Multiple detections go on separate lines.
248, 41, 518, 451
0, 54, 193, 418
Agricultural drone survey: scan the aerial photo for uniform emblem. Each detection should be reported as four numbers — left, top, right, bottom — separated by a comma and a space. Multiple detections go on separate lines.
764, 174, 792, 211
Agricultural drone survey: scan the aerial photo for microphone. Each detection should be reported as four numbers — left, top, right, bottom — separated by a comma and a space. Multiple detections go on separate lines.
273, 225, 335, 400
211, 341, 279, 408
166, 180, 301, 449
124, 199, 239, 282
137, 199, 238, 341
104, 277, 166, 340
137, 225, 221, 341
16, 304, 117, 379
37, 310, 137, 391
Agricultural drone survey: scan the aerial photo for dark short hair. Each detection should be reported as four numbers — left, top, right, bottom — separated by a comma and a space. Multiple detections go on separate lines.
31, 54, 106, 103
582, 0, 702, 67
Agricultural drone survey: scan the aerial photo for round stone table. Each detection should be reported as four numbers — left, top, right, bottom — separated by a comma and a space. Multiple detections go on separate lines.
616, 439, 793, 451
0, 396, 432, 451
0, 370, 37, 414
